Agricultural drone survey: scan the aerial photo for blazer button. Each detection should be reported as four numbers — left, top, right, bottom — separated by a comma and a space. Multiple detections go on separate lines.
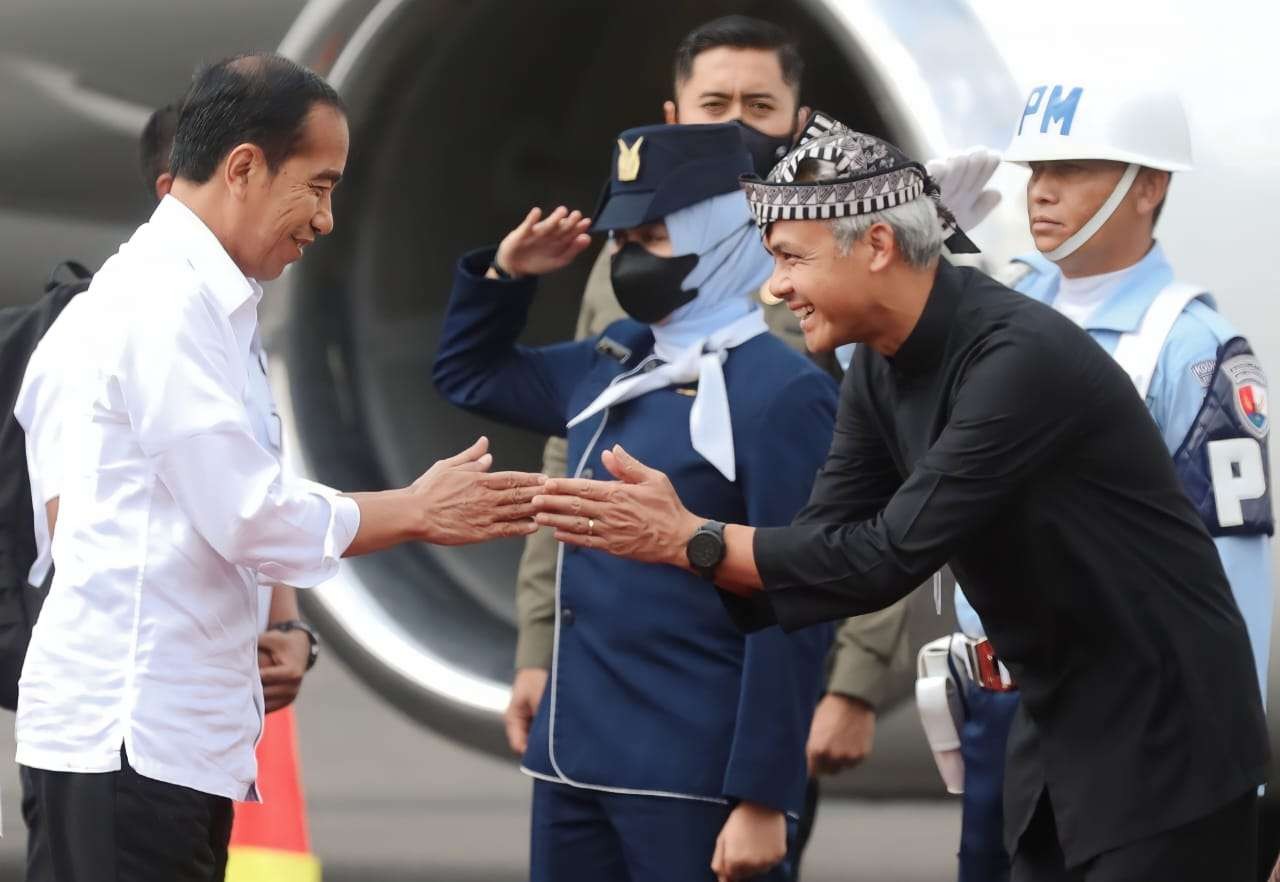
561, 607, 575, 626
580, 467, 594, 479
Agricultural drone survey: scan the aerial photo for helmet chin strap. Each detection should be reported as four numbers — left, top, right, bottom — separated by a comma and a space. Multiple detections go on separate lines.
1042, 163, 1140, 262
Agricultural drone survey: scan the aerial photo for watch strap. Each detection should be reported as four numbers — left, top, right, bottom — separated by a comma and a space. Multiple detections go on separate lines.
689, 520, 727, 581
268, 619, 320, 670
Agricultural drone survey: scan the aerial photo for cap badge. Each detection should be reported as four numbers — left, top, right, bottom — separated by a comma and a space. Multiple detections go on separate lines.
617, 136, 644, 182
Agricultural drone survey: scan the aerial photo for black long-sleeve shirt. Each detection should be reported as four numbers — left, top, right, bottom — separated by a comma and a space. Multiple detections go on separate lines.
735, 260, 1267, 864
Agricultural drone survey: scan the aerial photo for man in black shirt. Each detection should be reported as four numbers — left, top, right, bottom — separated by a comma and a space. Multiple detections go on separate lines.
532, 114, 1268, 881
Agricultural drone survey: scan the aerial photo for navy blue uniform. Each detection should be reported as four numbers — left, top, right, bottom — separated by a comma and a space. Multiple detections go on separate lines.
435, 248, 835, 880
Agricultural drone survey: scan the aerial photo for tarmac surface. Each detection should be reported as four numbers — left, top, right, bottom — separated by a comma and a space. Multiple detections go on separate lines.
0, 652, 961, 881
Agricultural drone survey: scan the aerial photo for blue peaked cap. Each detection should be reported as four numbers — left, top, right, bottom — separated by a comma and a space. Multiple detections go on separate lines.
589, 123, 754, 233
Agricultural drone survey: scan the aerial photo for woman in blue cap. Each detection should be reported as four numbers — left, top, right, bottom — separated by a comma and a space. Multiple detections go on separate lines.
433, 122, 835, 882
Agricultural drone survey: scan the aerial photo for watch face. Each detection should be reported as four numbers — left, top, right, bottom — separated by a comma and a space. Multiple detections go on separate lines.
687, 530, 722, 569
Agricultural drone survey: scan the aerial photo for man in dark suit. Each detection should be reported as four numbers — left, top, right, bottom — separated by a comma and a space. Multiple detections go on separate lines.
533, 114, 1269, 882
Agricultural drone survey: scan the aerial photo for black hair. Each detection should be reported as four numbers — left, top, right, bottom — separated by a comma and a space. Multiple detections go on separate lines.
170, 53, 345, 184
138, 103, 179, 198
672, 15, 803, 98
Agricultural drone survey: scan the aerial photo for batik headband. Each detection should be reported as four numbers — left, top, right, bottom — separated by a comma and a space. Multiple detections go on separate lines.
740, 112, 979, 253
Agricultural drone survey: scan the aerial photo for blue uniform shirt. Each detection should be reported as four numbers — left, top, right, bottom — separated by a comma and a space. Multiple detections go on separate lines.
956, 244, 1274, 699
434, 249, 836, 815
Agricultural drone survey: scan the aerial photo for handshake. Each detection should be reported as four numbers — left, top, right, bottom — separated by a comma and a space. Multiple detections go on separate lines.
343, 437, 548, 556
344, 437, 700, 563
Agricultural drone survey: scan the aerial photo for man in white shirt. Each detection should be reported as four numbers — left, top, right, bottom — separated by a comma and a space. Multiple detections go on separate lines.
15, 105, 326, 879
138, 101, 317, 714
15, 53, 543, 882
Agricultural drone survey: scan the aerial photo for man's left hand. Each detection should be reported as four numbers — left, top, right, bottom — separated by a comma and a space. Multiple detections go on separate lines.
711, 801, 787, 881
259, 628, 311, 713
533, 444, 699, 566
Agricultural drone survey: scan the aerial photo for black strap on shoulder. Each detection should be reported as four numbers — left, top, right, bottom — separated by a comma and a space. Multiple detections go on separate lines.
45, 260, 94, 293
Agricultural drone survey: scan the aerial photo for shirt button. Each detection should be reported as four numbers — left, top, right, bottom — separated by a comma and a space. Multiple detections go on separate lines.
561, 607, 575, 626
580, 467, 594, 479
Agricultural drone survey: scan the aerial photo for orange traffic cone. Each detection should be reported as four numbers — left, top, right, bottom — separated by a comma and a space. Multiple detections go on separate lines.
225, 705, 321, 882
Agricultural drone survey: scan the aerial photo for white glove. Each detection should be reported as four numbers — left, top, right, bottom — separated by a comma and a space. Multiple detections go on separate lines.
926, 147, 1003, 233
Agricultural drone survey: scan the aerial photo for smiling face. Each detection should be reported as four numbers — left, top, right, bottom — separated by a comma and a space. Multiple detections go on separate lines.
763, 219, 872, 353
228, 102, 349, 281
667, 47, 801, 137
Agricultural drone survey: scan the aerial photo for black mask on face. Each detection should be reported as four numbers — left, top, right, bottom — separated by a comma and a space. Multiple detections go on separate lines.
609, 242, 699, 325
734, 119, 794, 178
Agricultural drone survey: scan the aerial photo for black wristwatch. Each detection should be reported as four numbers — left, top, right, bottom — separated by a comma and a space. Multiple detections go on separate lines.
686, 520, 727, 581
268, 619, 320, 670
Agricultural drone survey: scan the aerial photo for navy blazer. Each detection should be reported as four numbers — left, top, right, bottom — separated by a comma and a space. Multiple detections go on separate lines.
434, 248, 836, 814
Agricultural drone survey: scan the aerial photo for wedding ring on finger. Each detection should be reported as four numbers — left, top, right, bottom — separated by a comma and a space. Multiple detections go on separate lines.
587, 518, 595, 536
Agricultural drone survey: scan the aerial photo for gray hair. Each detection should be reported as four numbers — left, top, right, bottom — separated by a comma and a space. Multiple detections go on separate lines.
829, 196, 943, 268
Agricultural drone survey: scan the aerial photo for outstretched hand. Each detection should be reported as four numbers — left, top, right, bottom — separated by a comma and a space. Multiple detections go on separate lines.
493, 206, 592, 278
410, 437, 545, 545
533, 444, 700, 566
926, 147, 1002, 233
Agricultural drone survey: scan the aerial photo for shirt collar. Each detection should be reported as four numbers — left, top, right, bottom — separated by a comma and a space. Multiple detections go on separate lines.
1044, 242, 1174, 334
149, 195, 263, 316
887, 259, 961, 377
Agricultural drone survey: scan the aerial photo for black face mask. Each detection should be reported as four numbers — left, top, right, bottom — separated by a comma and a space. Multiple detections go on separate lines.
734, 119, 794, 178
610, 243, 699, 325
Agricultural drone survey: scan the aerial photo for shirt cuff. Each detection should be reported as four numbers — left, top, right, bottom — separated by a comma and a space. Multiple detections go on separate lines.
294, 478, 361, 563
329, 494, 361, 559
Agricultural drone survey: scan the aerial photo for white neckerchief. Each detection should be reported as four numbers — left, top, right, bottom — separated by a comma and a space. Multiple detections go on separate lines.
566, 310, 769, 480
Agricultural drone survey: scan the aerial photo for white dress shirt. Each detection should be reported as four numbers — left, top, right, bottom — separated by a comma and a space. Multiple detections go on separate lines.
16, 307, 286, 629
247, 332, 286, 632
13, 295, 91, 588
15, 195, 360, 801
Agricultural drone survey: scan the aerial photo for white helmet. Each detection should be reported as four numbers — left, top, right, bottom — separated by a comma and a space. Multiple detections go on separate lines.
1005, 82, 1192, 172
1005, 82, 1192, 261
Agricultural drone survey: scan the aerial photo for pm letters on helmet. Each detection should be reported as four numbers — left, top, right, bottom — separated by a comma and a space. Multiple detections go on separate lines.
1019, 85, 1084, 136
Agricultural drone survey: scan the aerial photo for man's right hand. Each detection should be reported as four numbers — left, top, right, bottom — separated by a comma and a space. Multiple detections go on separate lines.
806, 692, 877, 776
925, 147, 1002, 233
409, 437, 545, 545
505, 667, 548, 754
344, 438, 544, 557
492, 206, 592, 278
